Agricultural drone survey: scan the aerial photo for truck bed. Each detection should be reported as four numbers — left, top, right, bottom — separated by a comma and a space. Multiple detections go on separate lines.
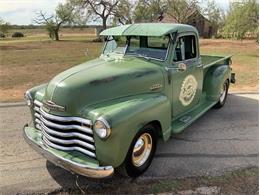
201, 55, 231, 69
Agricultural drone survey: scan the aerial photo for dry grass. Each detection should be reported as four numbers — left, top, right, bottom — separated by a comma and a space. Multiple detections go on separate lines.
7, 27, 96, 37
0, 39, 102, 102
0, 34, 258, 102
200, 39, 259, 92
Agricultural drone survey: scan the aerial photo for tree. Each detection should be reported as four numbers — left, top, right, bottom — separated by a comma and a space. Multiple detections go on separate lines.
203, 0, 224, 29
0, 18, 11, 36
113, 0, 134, 25
70, 0, 119, 30
222, 0, 259, 40
165, 0, 199, 23
134, 0, 167, 22
34, 3, 76, 41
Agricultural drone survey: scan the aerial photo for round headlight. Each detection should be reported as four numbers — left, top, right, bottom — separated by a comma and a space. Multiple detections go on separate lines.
94, 118, 111, 139
24, 91, 33, 107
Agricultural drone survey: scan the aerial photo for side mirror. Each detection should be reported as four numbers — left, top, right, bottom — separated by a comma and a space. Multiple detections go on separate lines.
165, 63, 187, 84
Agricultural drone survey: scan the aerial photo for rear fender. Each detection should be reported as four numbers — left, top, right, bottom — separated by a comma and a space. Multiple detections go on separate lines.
203, 65, 231, 101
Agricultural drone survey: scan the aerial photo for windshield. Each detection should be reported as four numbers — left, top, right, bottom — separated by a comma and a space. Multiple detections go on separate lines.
103, 36, 127, 55
103, 35, 170, 61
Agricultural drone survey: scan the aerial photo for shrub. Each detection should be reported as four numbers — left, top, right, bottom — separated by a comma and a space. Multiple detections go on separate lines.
92, 37, 102, 42
12, 32, 24, 38
0, 33, 5, 38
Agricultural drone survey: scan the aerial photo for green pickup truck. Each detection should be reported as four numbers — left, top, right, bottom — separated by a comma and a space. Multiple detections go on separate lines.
23, 23, 235, 178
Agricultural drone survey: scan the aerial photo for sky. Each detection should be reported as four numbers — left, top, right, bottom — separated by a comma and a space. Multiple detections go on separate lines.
0, 0, 231, 25
0, 0, 66, 25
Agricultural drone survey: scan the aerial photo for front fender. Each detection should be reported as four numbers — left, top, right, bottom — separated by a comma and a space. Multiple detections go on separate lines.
81, 93, 171, 167
203, 65, 231, 101
27, 84, 47, 122
28, 83, 47, 101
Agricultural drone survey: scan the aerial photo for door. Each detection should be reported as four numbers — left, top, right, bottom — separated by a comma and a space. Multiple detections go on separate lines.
170, 33, 203, 118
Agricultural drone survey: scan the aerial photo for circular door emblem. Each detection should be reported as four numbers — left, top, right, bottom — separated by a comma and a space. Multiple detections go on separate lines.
179, 75, 198, 106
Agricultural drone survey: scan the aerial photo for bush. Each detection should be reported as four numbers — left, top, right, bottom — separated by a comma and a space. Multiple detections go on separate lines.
0, 33, 5, 38
92, 37, 102, 42
12, 32, 24, 38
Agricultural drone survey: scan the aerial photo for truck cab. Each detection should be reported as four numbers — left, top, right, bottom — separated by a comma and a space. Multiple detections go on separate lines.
23, 23, 235, 178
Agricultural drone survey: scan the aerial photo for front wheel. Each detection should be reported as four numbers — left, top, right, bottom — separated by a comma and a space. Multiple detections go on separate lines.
214, 80, 229, 109
117, 124, 157, 177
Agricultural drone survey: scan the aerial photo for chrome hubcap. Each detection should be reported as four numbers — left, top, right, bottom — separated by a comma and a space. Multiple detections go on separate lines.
132, 133, 152, 167
220, 83, 227, 103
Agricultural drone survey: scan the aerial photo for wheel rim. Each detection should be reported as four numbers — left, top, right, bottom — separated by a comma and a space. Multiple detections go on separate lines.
220, 83, 227, 103
132, 133, 153, 167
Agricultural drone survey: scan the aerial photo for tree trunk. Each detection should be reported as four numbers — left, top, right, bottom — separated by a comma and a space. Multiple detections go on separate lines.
96, 17, 107, 42
54, 23, 62, 41
102, 18, 107, 30
54, 29, 59, 41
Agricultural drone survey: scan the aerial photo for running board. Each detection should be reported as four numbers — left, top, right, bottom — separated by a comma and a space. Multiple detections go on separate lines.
171, 100, 217, 134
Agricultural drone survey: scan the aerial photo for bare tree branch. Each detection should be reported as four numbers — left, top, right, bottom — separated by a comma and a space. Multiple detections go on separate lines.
34, 3, 77, 41
72, 0, 119, 30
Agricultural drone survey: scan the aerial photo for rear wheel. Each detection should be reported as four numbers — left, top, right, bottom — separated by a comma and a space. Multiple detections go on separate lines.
214, 80, 229, 109
117, 124, 157, 177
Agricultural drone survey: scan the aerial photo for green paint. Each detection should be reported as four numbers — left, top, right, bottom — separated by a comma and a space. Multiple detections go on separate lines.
100, 23, 197, 36
24, 24, 233, 171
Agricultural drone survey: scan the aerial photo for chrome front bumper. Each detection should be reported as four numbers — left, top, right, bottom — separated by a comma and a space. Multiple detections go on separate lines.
23, 124, 114, 178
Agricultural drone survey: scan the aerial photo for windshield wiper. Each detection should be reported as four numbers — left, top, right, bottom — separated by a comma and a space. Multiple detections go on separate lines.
136, 54, 151, 61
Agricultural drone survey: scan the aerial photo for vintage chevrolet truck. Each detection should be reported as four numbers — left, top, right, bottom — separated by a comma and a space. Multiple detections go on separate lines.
23, 23, 235, 178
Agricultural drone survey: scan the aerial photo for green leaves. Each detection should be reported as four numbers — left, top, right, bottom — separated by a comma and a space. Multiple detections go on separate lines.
203, 0, 224, 28
0, 18, 11, 35
134, 0, 166, 23
34, 2, 79, 41
222, 0, 259, 40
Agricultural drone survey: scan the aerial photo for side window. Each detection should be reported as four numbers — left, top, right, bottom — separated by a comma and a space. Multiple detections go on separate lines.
184, 35, 197, 60
173, 38, 183, 62
173, 35, 197, 62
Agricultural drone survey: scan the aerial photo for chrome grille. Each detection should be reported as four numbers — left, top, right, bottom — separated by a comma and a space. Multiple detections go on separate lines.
33, 100, 96, 158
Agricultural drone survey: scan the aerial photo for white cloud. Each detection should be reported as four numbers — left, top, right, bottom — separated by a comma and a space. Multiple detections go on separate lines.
0, 0, 66, 25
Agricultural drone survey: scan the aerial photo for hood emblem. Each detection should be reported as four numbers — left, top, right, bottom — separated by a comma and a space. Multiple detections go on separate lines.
42, 100, 66, 112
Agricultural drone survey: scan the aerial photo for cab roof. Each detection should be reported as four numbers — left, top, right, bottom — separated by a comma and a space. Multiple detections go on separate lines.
100, 23, 198, 37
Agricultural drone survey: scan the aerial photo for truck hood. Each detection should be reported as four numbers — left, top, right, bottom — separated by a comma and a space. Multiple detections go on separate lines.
43, 57, 164, 115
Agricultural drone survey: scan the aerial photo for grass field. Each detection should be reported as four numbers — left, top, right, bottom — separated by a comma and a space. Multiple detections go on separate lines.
0, 30, 101, 102
0, 29, 258, 102
200, 39, 259, 92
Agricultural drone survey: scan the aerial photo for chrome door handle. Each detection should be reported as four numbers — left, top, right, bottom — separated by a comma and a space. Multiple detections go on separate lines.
165, 64, 186, 72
